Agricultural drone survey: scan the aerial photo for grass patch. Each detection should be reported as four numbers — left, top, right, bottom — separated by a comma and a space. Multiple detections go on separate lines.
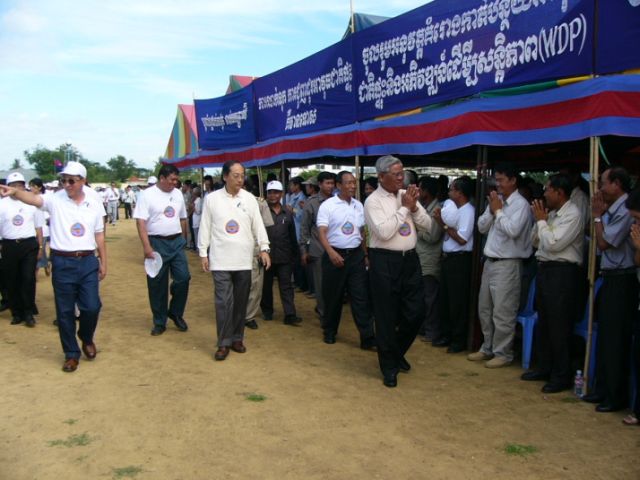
504, 443, 538, 456
48, 432, 93, 448
561, 396, 581, 403
4, 340, 17, 345
245, 393, 267, 402
464, 371, 480, 377
437, 372, 451, 377
63, 418, 78, 425
112, 466, 144, 478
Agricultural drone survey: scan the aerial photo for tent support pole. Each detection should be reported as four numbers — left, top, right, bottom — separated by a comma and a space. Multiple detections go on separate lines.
583, 136, 600, 392
257, 166, 264, 198
467, 145, 488, 351
355, 155, 361, 200
281, 161, 286, 188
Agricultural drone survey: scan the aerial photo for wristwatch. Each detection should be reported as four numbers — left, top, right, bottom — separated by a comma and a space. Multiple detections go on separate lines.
443, 224, 449, 231
593, 217, 602, 223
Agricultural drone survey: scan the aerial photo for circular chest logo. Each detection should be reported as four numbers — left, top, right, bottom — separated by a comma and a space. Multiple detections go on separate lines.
398, 222, 412, 237
12, 214, 24, 226
164, 206, 176, 218
341, 221, 355, 235
70, 222, 86, 237
225, 220, 239, 234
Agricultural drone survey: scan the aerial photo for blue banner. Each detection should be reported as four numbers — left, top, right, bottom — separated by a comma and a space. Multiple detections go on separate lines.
194, 85, 256, 150
253, 40, 356, 141
597, 0, 640, 74
353, 0, 594, 121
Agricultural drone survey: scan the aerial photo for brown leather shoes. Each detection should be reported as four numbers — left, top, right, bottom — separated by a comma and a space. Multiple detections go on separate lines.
62, 358, 79, 372
82, 342, 97, 360
231, 341, 246, 353
214, 346, 230, 361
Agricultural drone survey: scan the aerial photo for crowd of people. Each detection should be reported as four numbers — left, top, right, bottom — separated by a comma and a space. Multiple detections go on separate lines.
1, 156, 639, 427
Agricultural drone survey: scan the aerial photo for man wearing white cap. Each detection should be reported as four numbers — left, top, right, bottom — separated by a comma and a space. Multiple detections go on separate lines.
134, 164, 190, 336
198, 160, 271, 361
0, 161, 107, 372
261, 180, 301, 326
0, 172, 44, 327
147, 176, 157, 186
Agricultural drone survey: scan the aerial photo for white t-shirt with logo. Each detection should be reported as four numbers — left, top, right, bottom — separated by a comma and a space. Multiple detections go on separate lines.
42, 192, 104, 251
316, 195, 364, 249
0, 197, 45, 240
133, 185, 186, 236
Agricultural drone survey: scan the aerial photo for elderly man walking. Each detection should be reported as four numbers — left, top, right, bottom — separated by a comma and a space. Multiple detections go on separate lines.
198, 160, 271, 361
470, 163, 533, 368
365, 155, 432, 388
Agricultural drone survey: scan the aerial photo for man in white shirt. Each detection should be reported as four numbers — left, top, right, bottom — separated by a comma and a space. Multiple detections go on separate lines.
0, 161, 107, 373
432, 175, 475, 354
134, 165, 191, 336
470, 163, 533, 368
317, 171, 375, 349
198, 161, 271, 361
364, 155, 432, 387
521, 173, 584, 393
0, 172, 44, 327
105, 182, 119, 226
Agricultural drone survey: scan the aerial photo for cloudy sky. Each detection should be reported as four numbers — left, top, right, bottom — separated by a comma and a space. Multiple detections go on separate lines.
0, 0, 421, 169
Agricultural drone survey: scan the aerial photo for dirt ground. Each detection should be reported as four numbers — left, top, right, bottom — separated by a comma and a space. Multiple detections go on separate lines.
1, 217, 639, 480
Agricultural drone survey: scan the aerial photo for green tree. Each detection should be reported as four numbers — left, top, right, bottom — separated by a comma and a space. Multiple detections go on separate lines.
11, 159, 22, 169
107, 155, 137, 182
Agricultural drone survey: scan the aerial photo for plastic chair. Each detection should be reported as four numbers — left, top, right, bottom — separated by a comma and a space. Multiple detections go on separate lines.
573, 277, 603, 390
516, 277, 537, 370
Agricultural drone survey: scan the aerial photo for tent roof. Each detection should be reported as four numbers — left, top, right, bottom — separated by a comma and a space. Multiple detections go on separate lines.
164, 104, 198, 161
166, 74, 640, 170
226, 75, 256, 94
342, 12, 390, 39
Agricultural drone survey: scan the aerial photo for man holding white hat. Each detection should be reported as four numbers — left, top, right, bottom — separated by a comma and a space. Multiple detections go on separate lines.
261, 180, 301, 326
0, 161, 107, 372
0, 172, 44, 327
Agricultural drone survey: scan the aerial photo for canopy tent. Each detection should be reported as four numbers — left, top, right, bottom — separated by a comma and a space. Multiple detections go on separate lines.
342, 12, 390, 39
163, 104, 198, 161
226, 75, 256, 94
166, 74, 640, 170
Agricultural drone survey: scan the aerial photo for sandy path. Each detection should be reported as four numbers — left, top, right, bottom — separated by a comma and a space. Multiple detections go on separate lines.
1, 216, 638, 480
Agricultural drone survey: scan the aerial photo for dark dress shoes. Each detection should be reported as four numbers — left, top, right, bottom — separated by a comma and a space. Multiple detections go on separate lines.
323, 334, 336, 344
150, 325, 166, 336
262, 311, 273, 321
383, 373, 398, 388
432, 337, 451, 347
245, 319, 259, 330
521, 371, 550, 382
82, 342, 97, 360
399, 357, 411, 372
10, 316, 22, 325
446, 345, 465, 354
62, 358, 79, 372
214, 346, 230, 361
168, 313, 188, 332
595, 403, 623, 413
582, 393, 605, 404
360, 337, 377, 351
284, 315, 302, 326
541, 382, 571, 394
24, 315, 36, 328
231, 341, 246, 353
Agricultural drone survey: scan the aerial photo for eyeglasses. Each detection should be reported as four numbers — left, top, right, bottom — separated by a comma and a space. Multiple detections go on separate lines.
59, 178, 77, 185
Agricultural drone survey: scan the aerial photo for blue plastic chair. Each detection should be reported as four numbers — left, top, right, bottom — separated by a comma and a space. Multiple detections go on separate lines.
516, 277, 538, 370
573, 277, 603, 390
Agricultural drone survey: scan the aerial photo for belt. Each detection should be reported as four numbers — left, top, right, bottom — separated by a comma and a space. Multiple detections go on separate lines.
600, 267, 637, 277
442, 251, 471, 259
333, 247, 362, 256
486, 257, 520, 262
369, 247, 417, 257
149, 233, 182, 240
51, 249, 95, 257
2, 237, 36, 244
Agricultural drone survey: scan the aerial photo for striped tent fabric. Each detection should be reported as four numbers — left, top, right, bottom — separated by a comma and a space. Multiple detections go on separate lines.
164, 104, 198, 160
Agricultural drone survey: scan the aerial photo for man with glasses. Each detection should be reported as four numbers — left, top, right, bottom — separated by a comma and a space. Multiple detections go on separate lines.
364, 155, 432, 388
198, 161, 271, 361
0, 161, 107, 372
134, 164, 191, 336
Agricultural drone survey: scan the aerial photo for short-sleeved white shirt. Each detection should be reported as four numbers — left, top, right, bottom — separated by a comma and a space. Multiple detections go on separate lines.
0, 197, 44, 240
76, 186, 107, 218
316, 195, 365, 249
133, 185, 186, 236
443, 202, 475, 253
42, 192, 104, 251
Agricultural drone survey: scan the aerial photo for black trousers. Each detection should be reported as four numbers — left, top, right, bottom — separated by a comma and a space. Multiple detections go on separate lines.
321, 248, 373, 340
369, 248, 424, 375
2, 238, 39, 319
535, 261, 580, 384
438, 252, 472, 349
595, 271, 638, 408
261, 262, 296, 317
632, 312, 640, 416
124, 202, 133, 219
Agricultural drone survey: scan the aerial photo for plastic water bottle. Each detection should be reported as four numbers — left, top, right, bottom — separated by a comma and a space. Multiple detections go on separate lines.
574, 370, 584, 398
